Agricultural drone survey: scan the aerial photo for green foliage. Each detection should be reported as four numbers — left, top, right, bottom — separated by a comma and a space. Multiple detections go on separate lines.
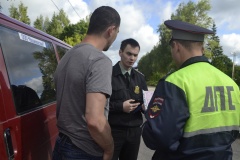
168, 0, 213, 69
138, 45, 161, 81
234, 65, 240, 86
157, 24, 176, 73
212, 55, 232, 76
46, 9, 70, 39
9, 1, 30, 25
33, 47, 58, 102
147, 72, 166, 86
60, 19, 89, 45
206, 22, 233, 78
138, 0, 213, 84
8, 1, 89, 47
171, 0, 212, 28
207, 22, 223, 60
9, 5, 19, 19
34, 15, 50, 32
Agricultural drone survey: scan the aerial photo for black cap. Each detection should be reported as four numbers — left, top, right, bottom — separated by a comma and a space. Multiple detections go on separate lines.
164, 20, 214, 42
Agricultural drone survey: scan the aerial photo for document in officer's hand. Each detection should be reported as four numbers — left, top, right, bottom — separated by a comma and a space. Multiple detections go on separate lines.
142, 90, 154, 111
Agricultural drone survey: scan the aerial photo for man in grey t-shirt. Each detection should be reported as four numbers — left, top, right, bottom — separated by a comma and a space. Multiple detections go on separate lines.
52, 6, 121, 160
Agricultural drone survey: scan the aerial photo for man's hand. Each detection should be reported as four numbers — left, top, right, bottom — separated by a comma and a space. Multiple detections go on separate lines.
123, 99, 140, 113
103, 141, 114, 160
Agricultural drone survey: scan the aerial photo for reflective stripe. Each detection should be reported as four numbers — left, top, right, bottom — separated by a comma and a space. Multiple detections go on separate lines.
183, 125, 240, 138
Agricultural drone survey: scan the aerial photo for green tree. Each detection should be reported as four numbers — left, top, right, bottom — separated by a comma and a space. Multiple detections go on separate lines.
138, 50, 155, 81
234, 65, 240, 86
206, 22, 233, 77
138, 0, 213, 86
60, 19, 89, 45
33, 47, 58, 102
207, 23, 223, 59
171, 0, 212, 27
9, 1, 30, 25
46, 9, 70, 39
34, 15, 50, 32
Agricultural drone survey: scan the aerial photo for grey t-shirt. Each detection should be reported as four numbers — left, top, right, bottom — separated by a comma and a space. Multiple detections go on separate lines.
54, 43, 112, 156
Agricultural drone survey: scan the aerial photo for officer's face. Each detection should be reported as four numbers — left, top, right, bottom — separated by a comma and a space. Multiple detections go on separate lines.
119, 44, 140, 70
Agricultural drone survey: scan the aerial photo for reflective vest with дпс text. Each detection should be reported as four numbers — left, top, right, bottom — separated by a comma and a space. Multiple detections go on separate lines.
166, 62, 240, 138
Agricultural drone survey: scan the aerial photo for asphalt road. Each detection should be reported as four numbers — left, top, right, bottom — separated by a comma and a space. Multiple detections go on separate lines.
137, 86, 240, 160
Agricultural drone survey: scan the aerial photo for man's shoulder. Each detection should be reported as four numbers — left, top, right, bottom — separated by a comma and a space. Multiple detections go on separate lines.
112, 62, 121, 72
133, 68, 145, 77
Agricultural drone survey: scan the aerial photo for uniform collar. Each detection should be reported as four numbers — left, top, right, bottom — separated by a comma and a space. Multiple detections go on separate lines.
119, 62, 132, 75
113, 61, 135, 76
179, 56, 210, 69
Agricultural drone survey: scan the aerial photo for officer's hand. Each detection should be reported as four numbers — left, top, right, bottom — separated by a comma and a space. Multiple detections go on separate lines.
123, 99, 140, 113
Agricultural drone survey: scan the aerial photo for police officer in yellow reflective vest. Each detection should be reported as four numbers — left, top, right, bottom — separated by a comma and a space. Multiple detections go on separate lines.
142, 20, 240, 160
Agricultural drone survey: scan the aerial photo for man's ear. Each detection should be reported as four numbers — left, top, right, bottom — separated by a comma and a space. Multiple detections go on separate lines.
174, 41, 181, 52
107, 26, 115, 37
201, 47, 204, 55
171, 41, 177, 50
119, 49, 122, 56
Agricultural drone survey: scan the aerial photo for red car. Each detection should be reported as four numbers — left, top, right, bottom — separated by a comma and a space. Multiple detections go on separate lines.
0, 13, 71, 160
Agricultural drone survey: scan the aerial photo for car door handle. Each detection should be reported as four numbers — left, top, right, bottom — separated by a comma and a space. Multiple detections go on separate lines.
4, 128, 14, 160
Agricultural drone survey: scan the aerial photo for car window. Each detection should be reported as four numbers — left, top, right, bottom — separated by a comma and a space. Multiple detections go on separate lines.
56, 45, 69, 59
0, 25, 58, 114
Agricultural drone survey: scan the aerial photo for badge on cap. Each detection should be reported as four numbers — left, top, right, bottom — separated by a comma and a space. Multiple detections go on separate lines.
134, 86, 140, 94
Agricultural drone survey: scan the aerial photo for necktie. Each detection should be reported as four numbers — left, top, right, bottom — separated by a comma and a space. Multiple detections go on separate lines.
125, 72, 130, 88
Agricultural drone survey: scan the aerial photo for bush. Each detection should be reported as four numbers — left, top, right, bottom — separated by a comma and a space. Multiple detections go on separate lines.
146, 72, 166, 86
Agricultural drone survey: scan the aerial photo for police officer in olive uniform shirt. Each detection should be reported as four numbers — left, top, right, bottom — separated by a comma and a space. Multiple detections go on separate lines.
142, 20, 240, 160
108, 38, 148, 160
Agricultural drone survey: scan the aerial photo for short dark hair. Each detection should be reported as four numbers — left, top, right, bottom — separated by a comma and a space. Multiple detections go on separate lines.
120, 38, 140, 51
87, 6, 121, 35
176, 40, 203, 51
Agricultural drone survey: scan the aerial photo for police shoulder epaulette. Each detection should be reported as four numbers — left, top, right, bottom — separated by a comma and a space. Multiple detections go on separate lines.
134, 68, 145, 76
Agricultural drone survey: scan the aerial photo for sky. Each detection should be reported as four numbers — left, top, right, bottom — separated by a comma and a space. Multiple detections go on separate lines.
1, 0, 240, 66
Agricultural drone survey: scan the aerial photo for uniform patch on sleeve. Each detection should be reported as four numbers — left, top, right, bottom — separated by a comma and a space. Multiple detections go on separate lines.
153, 97, 164, 105
148, 97, 164, 118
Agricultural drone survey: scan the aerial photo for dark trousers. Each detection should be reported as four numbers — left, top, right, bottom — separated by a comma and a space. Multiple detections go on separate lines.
52, 133, 102, 160
111, 127, 142, 160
